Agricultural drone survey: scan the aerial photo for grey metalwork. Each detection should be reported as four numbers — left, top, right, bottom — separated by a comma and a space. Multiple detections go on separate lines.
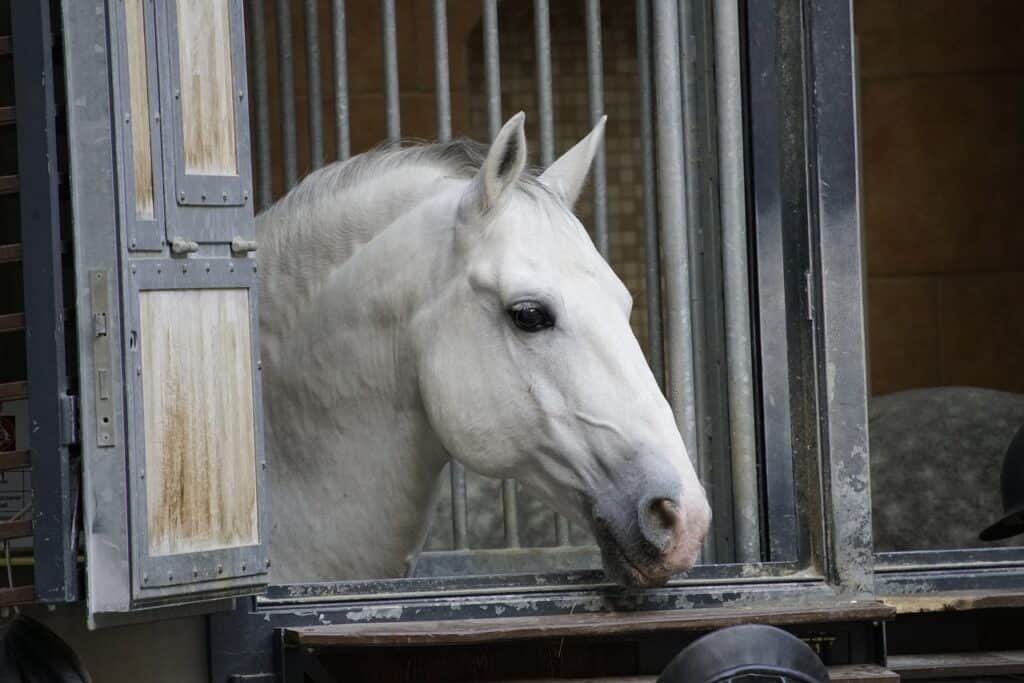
433, 0, 452, 143
305, 0, 324, 169
714, 0, 758, 564
331, 0, 351, 160
431, 0, 469, 550
108, 0, 166, 251
380, 0, 400, 143
676, 0, 716, 564
482, 0, 502, 139
13, 0, 78, 603
479, 0, 520, 549
635, 0, 664, 389
276, 0, 298, 187
533, 0, 554, 167
63, 0, 270, 619
584, 0, 608, 259
651, 1, 697, 463
532, 0, 571, 547
250, 2, 273, 209
62, 0, 134, 617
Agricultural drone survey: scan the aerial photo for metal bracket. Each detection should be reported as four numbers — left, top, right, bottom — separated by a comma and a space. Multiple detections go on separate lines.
170, 237, 200, 254
230, 238, 258, 254
89, 270, 115, 447
58, 394, 78, 447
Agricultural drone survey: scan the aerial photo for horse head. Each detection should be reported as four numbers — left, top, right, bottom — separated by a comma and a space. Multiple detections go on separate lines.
414, 113, 711, 586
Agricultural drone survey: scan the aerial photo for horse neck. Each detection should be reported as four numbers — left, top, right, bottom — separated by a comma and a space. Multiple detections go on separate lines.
262, 176, 460, 582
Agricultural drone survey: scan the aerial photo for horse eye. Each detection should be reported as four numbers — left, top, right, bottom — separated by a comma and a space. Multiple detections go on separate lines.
508, 301, 554, 332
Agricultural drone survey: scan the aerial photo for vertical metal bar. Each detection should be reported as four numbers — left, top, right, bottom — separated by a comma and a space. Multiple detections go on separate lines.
276, 0, 298, 187
482, 0, 501, 138
584, 0, 608, 259
12, 0, 77, 602
432, 0, 469, 550
331, 0, 351, 160
481, 0, 519, 547
636, 0, 664, 388
652, 1, 697, 465
304, 0, 324, 169
449, 463, 469, 550
433, 0, 452, 142
534, 0, 570, 545
534, 0, 554, 167
715, 0, 759, 563
678, 0, 714, 564
380, 0, 400, 143
249, 3, 273, 209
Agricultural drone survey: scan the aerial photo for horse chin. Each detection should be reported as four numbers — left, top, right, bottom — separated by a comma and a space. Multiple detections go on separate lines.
592, 522, 675, 588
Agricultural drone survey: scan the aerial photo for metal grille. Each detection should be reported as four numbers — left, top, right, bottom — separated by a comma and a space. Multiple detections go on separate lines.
243, 0, 760, 575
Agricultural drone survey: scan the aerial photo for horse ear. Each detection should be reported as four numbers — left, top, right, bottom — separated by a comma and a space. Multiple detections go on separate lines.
539, 115, 607, 208
459, 112, 528, 222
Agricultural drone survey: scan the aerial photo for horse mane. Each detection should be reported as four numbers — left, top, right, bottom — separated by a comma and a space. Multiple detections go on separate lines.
256, 138, 551, 330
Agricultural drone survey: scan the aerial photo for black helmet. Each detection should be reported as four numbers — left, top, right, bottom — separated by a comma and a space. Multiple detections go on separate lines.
980, 423, 1024, 542
657, 624, 830, 683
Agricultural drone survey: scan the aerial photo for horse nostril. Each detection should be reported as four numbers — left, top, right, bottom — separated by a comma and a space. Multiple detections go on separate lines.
638, 496, 681, 552
650, 498, 679, 530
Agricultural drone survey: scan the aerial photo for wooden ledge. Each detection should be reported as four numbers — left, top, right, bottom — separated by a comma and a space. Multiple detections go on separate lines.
889, 651, 1024, 679
881, 589, 1024, 614
285, 600, 894, 648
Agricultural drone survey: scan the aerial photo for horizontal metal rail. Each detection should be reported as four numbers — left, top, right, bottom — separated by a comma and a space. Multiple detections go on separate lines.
0, 175, 20, 194
0, 107, 14, 126
0, 520, 33, 541
0, 586, 35, 607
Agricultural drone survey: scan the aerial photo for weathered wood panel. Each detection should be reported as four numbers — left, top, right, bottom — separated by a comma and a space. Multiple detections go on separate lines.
285, 601, 896, 647
124, 0, 155, 218
176, 0, 237, 175
141, 288, 257, 556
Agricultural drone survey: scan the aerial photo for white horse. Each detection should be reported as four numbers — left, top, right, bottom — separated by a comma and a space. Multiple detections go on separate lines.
257, 113, 711, 586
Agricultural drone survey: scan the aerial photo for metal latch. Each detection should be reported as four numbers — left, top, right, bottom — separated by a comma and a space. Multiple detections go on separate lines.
59, 394, 79, 447
90, 270, 115, 447
170, 237, 200, 254
231, 238, 258, 254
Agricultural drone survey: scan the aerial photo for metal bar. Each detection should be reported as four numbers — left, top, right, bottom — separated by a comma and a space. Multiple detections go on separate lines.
636, 0, 664, 388
715, 0, 759, 563
482, 0, 501, 138
331, 0, 351, 160
249, 2, 273, 209
433, 0, 451, 142
380, 0, 400, 143
304, 0, 324, 169
677, 0, 714, 564
584, 0, 608, 258
481, 0, 519, 547
0, 106, 15, 126
652, 1, 697, 462
0, 520, 33, 542
534, 0, 554, 167
0, 586, 35, 607
808, 0, 873, 594
449, 463, 469, 550
276, 0, 298, 187
533, 0, 570, 545
12, 0, 77, 602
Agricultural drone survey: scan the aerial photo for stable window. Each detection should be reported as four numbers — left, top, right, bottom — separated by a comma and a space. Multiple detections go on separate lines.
856, 0, 1024, 592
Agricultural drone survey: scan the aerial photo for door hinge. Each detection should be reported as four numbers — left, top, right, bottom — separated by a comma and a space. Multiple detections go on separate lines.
59, 394, 78, 447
